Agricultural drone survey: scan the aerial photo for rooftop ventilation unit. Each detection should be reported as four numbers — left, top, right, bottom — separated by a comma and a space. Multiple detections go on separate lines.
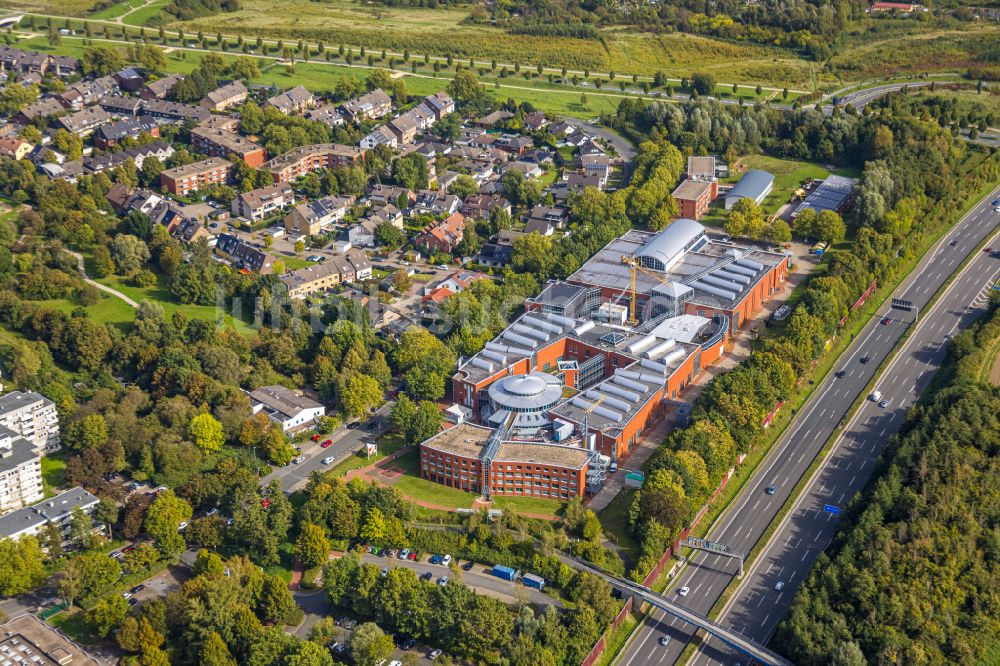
644, 339, 676, 359
584, 390, 631, 412
725, 263, 757, 278
573, 320, 596, 336
545, 313, 578, 328
659, 348, 687, 366
688, 280, 738, 301
702, 275, 745, 291
597, 382, 641, 403
522, 316, 564, 334
735, 257, 765, 271
512, 323, 550, 341
713, 269, 752, 285
640, 359, 669, 374
485, 342, 533, 357
618, 369, 665, 385
480, 350, 507, 364
626, 335, 658, 354
502, 330, 538, 348
611, 374, 650, 393
571, 397, 624, 423
470, 358, 494, 372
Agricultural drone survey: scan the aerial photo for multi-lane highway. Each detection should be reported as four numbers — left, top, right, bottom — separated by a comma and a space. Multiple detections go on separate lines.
616, 186, 1000, 666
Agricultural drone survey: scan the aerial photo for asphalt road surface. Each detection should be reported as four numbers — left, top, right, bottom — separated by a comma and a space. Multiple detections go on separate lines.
616, 187, 1000, 666
260, 405, 392, 493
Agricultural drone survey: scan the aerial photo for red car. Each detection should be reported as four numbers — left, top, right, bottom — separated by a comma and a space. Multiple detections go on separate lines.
985, 247, 993, 253
321, 439, 333, 448
311, 434, 320, 442
881, 317, 890, 325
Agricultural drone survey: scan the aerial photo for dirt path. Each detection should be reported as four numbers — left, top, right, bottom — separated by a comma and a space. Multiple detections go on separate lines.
66, 250, 139, 308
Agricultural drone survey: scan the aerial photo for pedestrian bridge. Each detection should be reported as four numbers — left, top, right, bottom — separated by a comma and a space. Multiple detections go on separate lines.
572, 558, 795, 666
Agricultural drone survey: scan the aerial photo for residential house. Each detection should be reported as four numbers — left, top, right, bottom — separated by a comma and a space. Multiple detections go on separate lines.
523, 111, 548, 130
580, 153, 611, 186
93, 117, 159, 149
57, 107, 112, 136
279, 249, 371, 298
263, 143, 365, 183
347, 218, 379, 247
140, 99, 211, 123
461, 194, 511, 220
414, 212, 465, 254
113, 67, 145, 92
167, 218, 210, 244
249, 386, 326, 433
423, 92, 455, 120
523, 205, 568, 236
366, 184, 414, 207
387, 113, 419, 145
475, 110, 514, 128
17, 52, 49, 76
160, 158, 232, 196
494, 134, 533, 156
60, 76, 119, 109
201, 80, 248, 111
0, 137, 32, 160
283, 195, 355, 236
232, 183, 295, 221
340, 88, 392, 122
15, 97, 67, 124
265, 85, 316, 114
408, 105, 436, 131
190, 125, 266, 168
360, 125, 397, 150
140, 73, 182, 100
305, 104, 345, 128
364, 203, 403, 229
98, 95, 145, 117
476, 229, 520, 267
51, 55, 80, 78
214, 233, 275, 273
412, 191, 460, 217
502, 160, 543, 179
439, 270, 488, 293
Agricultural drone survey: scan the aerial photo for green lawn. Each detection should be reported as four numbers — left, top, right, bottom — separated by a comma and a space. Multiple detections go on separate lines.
265, 541, 297, 583
597, 487, 640, 563
490, 494, 563, 517
121, 0, 168, 26
327, 432, 408, 478
41, 453, 67, 497
49, 609, 101, 645
90, 0, 144, 20
279, 256, 317, 271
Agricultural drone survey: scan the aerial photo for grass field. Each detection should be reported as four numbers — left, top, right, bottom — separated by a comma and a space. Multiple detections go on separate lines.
121, 0, 167, 26
41, 452, 67, 497
89, 0, 143, 20
903, 86, 1000, 119
597, 487, 640, 564
49, 609, 101, 645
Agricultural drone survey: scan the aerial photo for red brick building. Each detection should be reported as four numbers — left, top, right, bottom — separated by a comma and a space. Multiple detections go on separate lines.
671, 178, 717, 221
190, 125, 266, 169
160, 158, 232, 196
414, 212, 465, 255
263, 144, 366, 183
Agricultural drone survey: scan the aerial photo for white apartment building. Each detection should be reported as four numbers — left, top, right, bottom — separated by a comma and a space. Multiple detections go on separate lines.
0, 486, 99, 542
0, 391, 60, 454
0, 426, 43, 516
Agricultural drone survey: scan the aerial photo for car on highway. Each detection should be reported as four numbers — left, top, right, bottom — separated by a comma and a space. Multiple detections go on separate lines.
879, 399, 890, 408
766, 485, 777, 495
835, 370, 846, 378
985, 247, 994, 254
437, 576, 449, 586
991, 199, 998, 206
429, 649, 442, 661
881, 317, 891, 325
860, 355, 870, 364
292, 456, 305, 464
995, 207, 1000, 213
950, 239, 958, 247
774, 581, 785, 591
870, 390, 882, 402
678, 586, 689, 597
321, 439, 333, 448
659, 637, 671, 647
322, 456, 335, 464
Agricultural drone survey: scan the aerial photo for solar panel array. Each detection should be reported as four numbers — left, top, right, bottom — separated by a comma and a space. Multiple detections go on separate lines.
797, 175, 856, 214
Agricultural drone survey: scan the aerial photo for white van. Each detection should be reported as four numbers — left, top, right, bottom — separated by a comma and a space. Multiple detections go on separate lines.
870, 390, 882, 402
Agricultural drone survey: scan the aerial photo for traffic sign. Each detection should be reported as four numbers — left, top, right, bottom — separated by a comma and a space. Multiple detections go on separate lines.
823, 504, 841, 515
890, 298, 913, 311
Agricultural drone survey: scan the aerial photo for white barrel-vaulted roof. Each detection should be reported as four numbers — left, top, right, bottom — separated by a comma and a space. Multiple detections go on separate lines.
634, 218, 707, 273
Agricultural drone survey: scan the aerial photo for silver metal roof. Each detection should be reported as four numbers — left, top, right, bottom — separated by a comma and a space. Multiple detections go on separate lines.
726, 170, 774, 202
634, 218, 706, 272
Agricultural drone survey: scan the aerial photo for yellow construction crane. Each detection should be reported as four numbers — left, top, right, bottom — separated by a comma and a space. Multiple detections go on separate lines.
581, 394, 606, 449
619, 255, 677, 327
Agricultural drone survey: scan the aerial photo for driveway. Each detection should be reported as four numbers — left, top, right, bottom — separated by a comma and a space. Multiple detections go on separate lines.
565, 118, 637, 184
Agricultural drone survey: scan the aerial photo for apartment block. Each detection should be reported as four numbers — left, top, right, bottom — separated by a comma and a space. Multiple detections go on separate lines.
190, 125, 266, 168
0, 391, 60, 454
262, 144, 366, 183
160, 158, 232, 196
0, 427, 42, 516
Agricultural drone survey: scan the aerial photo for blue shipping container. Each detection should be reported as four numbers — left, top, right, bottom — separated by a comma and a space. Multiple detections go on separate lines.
492, 564, 517, 580
522, 573, 545, 589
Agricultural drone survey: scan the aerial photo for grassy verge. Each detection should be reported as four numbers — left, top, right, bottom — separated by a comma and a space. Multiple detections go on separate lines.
592, 611, 641, 666
596, 488, 639, 563
49, 608, 102, 645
